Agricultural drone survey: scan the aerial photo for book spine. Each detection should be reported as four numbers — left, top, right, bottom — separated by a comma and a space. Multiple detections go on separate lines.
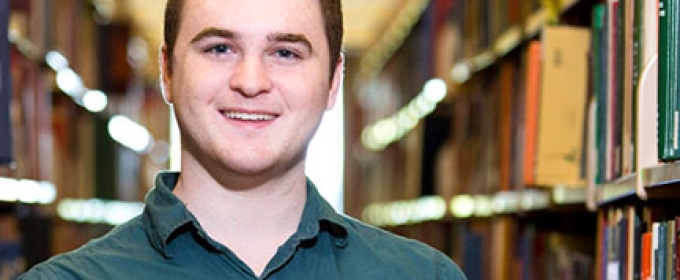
607, 0, 620, 181
592, 4, 608, 184
0, 0, 12, 165
643, 231, 653, 279
658, 222, 668, 280
667, 219, 676, 280
675, 216, 680, 280
658, 0, 680, 161
632, 206, 643, 280
522, 41, 541, 187
631, 0, 644, 173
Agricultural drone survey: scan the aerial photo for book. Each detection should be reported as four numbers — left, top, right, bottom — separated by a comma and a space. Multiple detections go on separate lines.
498, 60, 517, 191
656, 222, 668, 280
658, 0, 680, 161
629, 205, 643, 280
591, 3, 608, 184
675, 216, 680, 279
463, 226, 485, 280
0, 0, 12, 165
0, 215, 25, 278
598, 211, 607, 280
586, 97, 598, 209
630, 0, 644, 174
491, 217, 515, 279
653, 222, 661, 280
665, 219, 675, 280
521, 40, 542, 187
606, 0, 621, 181
618, 212, 628, 279
605, 209, 620, 280
534, 25, 591, 187
619, 0, 636, 176
642, 231, 653, 279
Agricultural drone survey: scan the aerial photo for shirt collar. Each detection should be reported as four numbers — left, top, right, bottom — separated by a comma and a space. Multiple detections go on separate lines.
142, 171, 196, 258
297, 178, 349, 244
142, 172, 350, 257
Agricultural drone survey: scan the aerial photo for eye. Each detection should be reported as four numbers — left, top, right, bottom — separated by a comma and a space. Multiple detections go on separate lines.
205, 44, 231, 55
275, 48, 301, 60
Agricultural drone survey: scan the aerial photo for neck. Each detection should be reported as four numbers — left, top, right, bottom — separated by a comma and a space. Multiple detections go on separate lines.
172, 156, 308, 276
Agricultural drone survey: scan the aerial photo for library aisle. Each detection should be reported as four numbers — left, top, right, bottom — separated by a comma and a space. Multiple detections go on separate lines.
2, 0, 680, 280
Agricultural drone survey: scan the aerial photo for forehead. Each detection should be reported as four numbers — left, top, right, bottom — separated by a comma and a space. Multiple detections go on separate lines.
179, 0, 326, 42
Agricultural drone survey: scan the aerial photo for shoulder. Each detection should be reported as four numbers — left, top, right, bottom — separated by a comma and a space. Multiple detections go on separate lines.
19, 216, 153, 279
339, 216, 468, 280
340, 215, 437, 257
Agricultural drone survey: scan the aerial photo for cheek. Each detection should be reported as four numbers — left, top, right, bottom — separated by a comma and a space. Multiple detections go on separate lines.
284, 83, 330, 112
273, 67, 330, 99
174, 67, 228, 101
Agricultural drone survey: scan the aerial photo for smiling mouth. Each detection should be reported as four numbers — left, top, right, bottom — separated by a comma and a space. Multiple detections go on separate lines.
222, 111, 277, 121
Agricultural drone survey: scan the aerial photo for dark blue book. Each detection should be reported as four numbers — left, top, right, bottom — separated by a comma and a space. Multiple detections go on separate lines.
0, 0, 13, 165
463, 229, 483, 280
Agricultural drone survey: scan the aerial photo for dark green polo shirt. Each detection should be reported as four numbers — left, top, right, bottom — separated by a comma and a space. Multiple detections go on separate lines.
19, 172, 468, 279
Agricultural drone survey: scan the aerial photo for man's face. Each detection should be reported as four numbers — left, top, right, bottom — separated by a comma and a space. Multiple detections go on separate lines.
162, 0, 341, 179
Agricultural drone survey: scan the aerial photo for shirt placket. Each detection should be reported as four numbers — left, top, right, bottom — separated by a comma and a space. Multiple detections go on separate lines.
259, 224, 317, 279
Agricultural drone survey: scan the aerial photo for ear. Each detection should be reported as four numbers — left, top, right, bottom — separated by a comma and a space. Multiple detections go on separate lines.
159, 44, 174, 105
326, 53, 344, 110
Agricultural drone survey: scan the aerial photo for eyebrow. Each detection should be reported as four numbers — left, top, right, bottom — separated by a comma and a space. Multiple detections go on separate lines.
190, 28, 237, 43
268, 32, 313, 53
190, 28, 313, 53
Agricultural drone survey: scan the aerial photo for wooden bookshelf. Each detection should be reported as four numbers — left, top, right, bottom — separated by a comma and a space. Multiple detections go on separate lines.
597, 173, 638, 205
449, 0, 581, 87
646, 162, 680, 188
362, 185, 589, 227
597, 163, 680, 207
346, 0, 680, 279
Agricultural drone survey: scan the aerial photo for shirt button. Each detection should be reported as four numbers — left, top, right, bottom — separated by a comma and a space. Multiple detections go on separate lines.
334, 239, 348, 248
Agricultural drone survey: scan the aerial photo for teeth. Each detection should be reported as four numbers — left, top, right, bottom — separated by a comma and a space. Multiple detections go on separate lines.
225, 111, 275, 121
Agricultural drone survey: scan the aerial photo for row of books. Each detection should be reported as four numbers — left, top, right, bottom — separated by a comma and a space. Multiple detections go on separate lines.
0, 241, 23, 280
590, 0, 663, 184
452, 0, 542, 60
440, 0, 680, 198
441, 24, 592, 197
658, 0, 680, 163
0, 215, 25, 280
591, 0, 680, 186
454, 216, 596, 280
600, 205, 680, 280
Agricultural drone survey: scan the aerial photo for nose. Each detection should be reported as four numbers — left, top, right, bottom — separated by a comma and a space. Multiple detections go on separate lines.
229, 56, 273, 97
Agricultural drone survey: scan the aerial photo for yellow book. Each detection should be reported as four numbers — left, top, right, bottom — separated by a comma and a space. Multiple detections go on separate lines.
535, 26, 591, 187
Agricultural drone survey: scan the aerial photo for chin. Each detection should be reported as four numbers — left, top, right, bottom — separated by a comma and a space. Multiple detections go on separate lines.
223, 156, 278, 174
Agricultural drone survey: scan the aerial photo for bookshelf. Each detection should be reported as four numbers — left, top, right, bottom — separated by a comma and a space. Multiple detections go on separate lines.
449, 0, 582, 86
4, 1, 170, 274
347, 0, 680, 279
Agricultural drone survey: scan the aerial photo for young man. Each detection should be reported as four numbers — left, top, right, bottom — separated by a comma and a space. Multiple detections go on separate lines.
20, 0, 468, 278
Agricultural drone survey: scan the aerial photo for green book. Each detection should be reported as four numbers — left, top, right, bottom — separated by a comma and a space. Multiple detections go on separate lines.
658, 0, 680, 161
592, 4, 607, 184
631, 0, 644, 172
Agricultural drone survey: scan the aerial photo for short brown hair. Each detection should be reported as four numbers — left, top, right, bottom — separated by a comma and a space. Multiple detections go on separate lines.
163, 0, 343, 77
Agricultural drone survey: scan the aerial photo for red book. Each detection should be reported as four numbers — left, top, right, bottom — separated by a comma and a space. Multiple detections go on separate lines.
521, 41, 541, 186
641, 231, 652, 279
